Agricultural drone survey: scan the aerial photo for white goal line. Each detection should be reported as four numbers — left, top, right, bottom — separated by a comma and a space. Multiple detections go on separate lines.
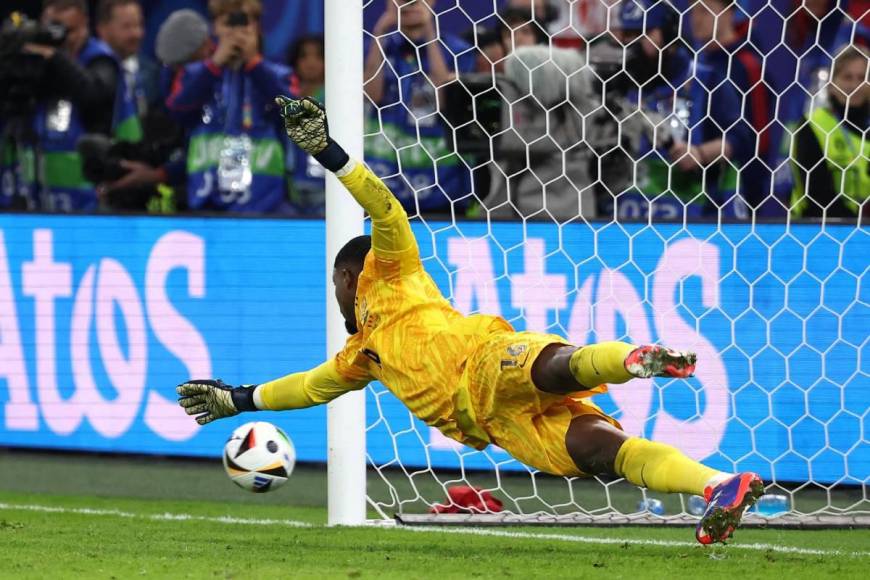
402, 525, 870, 558
1, 501, 868, 559
0, 502, 311, 528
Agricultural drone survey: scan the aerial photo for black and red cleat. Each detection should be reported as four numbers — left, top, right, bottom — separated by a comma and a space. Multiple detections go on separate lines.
625, 345, 697, 379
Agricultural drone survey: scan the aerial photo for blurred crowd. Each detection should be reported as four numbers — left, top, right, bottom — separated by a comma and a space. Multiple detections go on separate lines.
0, 0, 866, 222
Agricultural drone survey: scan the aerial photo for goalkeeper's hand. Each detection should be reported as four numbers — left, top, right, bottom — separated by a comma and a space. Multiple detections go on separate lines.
276, 95, 330, 155
176, 379, 258, 426
275, 95, 349, 172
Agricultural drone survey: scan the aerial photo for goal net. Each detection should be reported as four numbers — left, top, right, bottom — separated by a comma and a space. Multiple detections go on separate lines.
358, 0, 869, 526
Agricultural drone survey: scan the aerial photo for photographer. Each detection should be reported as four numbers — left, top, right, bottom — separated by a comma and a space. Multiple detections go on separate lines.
592, 0, 690, 219
605, 0, 751, 221
688, 0, 761, 218
286, 35, 326, 216
500, 5, 550, 52
363, 0, 476, 214
0, 0, 140, 211
96, 0, 157, 120
86, 9, 213, 213
166, 0, 295, 214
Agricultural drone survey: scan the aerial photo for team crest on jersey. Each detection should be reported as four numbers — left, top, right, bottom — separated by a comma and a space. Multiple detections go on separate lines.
501, 343, 530, 370
506, 344, 527, 357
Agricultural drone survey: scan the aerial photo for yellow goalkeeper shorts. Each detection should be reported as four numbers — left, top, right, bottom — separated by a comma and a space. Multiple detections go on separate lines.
460, 331, 622, 477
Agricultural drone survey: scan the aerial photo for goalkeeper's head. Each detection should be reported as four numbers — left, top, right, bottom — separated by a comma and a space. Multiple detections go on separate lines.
333, 235, 372, 334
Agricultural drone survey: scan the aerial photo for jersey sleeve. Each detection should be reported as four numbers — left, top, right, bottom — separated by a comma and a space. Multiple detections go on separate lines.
337, 160, 421, 277
332, 331, 375, 383
258, 358, 370, 410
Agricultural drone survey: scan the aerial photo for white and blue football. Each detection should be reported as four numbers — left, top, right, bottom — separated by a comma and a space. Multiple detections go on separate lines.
223, 421, 296, 493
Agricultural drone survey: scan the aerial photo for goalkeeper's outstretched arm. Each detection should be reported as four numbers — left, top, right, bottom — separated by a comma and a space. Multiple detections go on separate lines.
177, 361, 369, 425
276, 96, 418, 265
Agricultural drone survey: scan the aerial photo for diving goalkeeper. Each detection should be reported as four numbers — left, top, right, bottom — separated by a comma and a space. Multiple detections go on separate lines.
176, 97, 763, 545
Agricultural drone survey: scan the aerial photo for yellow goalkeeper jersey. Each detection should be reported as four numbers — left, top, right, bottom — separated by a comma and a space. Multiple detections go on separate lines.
258, 160, 511, 446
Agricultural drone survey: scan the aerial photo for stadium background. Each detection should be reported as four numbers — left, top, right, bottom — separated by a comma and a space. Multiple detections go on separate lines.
0, 214, 867, 485
1, 0, 846, 75
0, 1, 868, 576
0, 0, 867, 489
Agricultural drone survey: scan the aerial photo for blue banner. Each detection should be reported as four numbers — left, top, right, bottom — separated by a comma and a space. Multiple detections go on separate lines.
0, 215, 867, 485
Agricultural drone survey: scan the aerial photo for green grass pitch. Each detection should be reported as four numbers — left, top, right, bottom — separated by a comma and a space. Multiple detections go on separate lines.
1, 451, 868, 579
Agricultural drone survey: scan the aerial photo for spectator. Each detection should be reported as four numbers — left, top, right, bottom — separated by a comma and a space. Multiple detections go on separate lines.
286, 35, 326, 216
500, 6, 550, 52
506, 0, 559, 34
0, 126, 16, 209
467, 3, 546, 73
94, 8, 212, 212
781, 0, 868, 124
791, 46, 869, 221
96, 0, 158, 121
289, 35, 324, 100
585, 0, 674, 217
2, 0, 136, 211
689, 0, 760, 219
749, 0, 870, 218
548, 0, 617, 40
468, 24, 506, 74
166, 0, 296, 213
606, 0, 693, 219
508, 0, 552, 17
364, 0, 475, 214
607, 0, 751, 220
613, 0, 674, 84
662, 0, 753, 219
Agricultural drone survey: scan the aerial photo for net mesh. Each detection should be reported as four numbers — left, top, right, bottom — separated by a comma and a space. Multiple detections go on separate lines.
360, 0, 869, 525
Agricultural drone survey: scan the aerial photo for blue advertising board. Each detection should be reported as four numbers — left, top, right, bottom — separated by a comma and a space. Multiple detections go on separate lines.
0, 215, 867, 485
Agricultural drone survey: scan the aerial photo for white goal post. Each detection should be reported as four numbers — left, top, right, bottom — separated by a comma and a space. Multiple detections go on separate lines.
325, 0, 367, 526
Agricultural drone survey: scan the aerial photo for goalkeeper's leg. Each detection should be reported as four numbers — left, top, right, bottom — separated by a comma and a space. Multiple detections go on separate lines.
531, 341, 697, 394
564, 414, 763, 544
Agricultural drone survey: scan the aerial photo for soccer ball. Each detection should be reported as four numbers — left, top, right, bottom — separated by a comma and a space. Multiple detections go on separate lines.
223, 421, 296, 493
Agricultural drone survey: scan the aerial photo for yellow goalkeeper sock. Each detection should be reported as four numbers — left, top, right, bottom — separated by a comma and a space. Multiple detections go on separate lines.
614, 437, 723, 496
569, 341, 635, 387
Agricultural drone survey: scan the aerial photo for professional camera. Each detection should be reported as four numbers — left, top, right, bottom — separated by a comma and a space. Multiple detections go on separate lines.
0, 13, 68, 132
0, 12, 67, 50
440, 73, 504, 159
78, 133, 178, 180
226, 11, 249, 27
77, 134, 134, 184
77, 134, 180, 210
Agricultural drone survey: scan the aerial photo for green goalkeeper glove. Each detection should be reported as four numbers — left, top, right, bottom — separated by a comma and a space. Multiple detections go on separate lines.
275, 95, 349, 172
176, 379, 258, 425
